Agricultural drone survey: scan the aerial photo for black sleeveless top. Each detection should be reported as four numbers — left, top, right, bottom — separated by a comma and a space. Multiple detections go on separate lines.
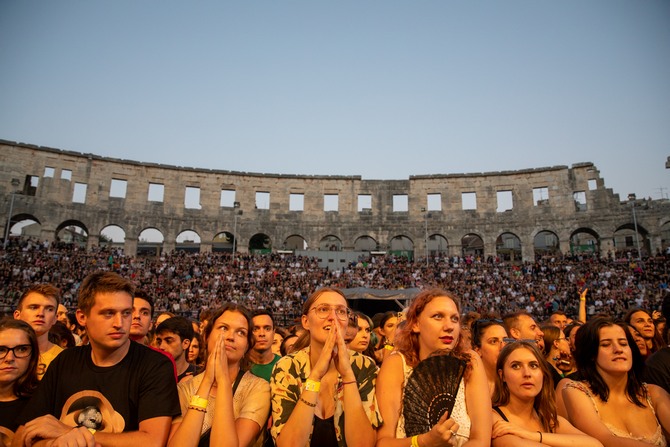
493, 406, 509, 422
311, 415, 338, 447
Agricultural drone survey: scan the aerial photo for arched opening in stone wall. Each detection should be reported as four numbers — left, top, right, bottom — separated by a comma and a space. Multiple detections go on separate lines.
661, 221, 670, 254
390, 235, 414, 260
354, 235, 377, 252
100, 225, 126, 249
138, 228, 164, 256
534, 230, 560, 258
4, 213, 41, 242
284, 235, 307, 251
496, 232, 522, 263
461, 233, 484, 258
55, 220, 88, 248
319, 235, 342, 251
569, 228, 599, 256
613, 223, 650, 258
249, 233, 272, 254
212, 232, 234, 253
176, 230, 201, 253
427, 234, 449, 257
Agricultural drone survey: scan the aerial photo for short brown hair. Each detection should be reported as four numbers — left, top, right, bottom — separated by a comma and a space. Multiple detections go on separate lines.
78, 271, 134, 315
17, 284, 60, 309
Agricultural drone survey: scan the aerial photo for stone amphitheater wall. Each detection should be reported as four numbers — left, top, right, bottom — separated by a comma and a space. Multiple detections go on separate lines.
2, 139, 668, 261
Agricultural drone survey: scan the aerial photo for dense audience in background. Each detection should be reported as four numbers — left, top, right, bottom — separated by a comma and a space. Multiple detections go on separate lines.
1, 237, 669, 447
1, 238, 668, 323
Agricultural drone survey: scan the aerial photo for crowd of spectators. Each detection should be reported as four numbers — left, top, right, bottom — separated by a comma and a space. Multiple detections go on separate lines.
1, 238, 668, 323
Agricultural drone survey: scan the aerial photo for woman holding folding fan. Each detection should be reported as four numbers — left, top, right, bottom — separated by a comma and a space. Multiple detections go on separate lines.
375, 289, 492, 447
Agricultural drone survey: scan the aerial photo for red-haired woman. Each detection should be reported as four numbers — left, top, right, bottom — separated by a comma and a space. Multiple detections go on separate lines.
375, 289, 492, 447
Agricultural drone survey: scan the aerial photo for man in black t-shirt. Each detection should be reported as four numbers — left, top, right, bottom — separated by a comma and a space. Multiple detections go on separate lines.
14, 271, 180, 447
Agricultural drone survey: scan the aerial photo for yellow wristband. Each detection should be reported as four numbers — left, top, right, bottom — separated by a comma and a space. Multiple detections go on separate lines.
304, 379, 321, 392
384, 344, 394, 351
411, 435, 421, 447
189, 394, 208, 409
87, 428, 96, 435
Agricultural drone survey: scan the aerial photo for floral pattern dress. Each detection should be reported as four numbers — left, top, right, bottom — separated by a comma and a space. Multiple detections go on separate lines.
270, 347, 382, 447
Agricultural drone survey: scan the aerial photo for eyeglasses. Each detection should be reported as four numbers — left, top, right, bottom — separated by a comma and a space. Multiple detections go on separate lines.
309, 304, 352, 322
0, 344, 32, 360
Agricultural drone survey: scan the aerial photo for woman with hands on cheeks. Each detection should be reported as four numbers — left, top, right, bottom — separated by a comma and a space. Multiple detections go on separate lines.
491, 341, 602, 447
270, 288, 381, 447
375, 289, 492, 447
168, 303, 270, 447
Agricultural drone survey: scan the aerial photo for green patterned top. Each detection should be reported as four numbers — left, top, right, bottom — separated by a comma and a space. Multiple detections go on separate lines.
270, 347, 382, 447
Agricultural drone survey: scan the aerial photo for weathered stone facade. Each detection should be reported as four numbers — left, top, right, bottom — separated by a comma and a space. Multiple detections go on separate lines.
2, 139, 669, 261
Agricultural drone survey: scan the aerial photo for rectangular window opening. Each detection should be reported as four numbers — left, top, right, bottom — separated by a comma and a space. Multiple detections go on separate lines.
496, 190, 513, 212
461, 192, 477, 210
574, 191, 587, 211
110, 179, 127, 198
393, 194, 408, 212
73, 182, 87, 203
220, 189, 236, 207
588, 179, 597, 191
358, 194, 372, 212
148, 183, 164, 202
23, 175, 39, 196
61, 169, 72, 181
44, 167, 55, 178
533, 187, 549, 206
290, 193, 304, 211
324, 194, 339, 212
427, 193, 442, 211
256, 192, 270, 210
185, 186, 202, 209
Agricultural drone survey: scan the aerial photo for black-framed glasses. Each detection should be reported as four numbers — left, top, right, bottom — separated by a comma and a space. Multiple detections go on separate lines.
0, 344, 32, 360
310, 304, 352, 322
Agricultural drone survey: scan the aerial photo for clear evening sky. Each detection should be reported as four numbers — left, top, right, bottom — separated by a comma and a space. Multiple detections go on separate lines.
1, 1, 668, 200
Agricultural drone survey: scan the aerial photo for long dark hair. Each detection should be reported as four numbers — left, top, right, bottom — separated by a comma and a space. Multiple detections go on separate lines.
624, 308, 664, 354
574, 316, 646, 407
471, 318, 506, 350
0, 318, 39, 398
492, 341, 558, 432
203, 303, 255, 372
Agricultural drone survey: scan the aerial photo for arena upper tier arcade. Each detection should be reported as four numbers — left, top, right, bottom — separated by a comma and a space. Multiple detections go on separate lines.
2, 139, 669, 262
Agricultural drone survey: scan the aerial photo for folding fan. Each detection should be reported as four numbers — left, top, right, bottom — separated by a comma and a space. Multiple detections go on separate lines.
402, 353, 466, 437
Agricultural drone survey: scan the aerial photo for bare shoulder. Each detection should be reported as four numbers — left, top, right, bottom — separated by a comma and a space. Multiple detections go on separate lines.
377, 352, 404, 383
647, 383, 670, 401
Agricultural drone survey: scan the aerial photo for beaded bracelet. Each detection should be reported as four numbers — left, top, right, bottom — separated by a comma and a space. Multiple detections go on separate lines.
188, 405, 207, 413
299, 397, 317, 407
